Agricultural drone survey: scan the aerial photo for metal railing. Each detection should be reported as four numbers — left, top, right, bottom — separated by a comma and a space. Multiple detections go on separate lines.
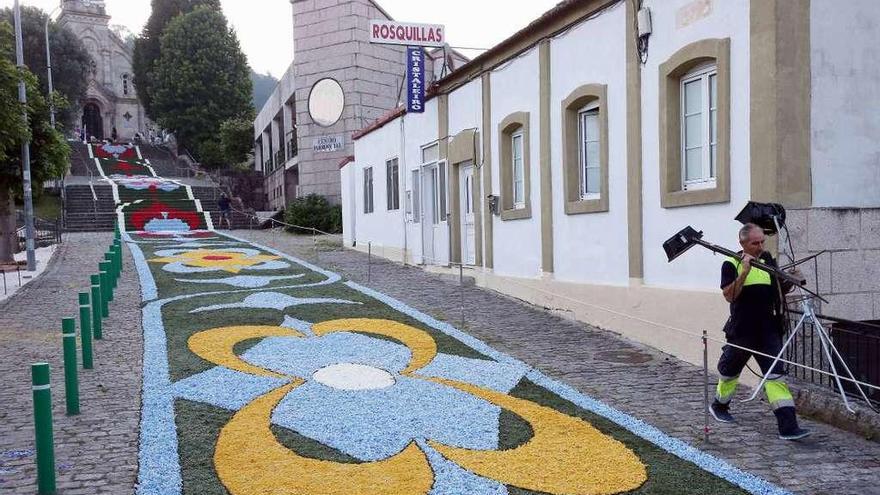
15, 214, 62, 253
784, 310, 880, 406
287, 137, 298, 160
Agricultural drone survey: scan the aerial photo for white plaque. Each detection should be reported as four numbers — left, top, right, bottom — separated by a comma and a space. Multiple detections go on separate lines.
370, 20, 445, 47
313, 134, 345, 153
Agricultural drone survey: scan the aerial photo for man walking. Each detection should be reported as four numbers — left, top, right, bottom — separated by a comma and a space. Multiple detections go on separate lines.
218, 193, 232, 230
709, 223, 811, 440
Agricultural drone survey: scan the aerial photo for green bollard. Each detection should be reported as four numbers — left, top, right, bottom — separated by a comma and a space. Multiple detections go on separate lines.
104, 253, 116, 290
98, 267, 110, 317
116, 240, 124, 273
61, 319, 80, 416
100, 261, 113, 303
90, 275, 103, 339
31, 363, 56, 495
78, 293, 94, 369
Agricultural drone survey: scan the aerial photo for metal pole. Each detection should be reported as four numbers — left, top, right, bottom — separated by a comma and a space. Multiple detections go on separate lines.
31, 362, 56, 495
702, 330, 710, 443
44, 8, 56, 129
79, 293, 93, 369
62, 318, 80, 415
459, 262, 465, 329
14, 0, 37, 271
367, 242, 371, 283
90, 274, 103, 339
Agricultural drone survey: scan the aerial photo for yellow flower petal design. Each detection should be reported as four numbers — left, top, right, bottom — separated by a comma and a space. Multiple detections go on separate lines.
149, 249, 280, 273
188, 325, 304, 379
215, 383, 434, 495
312, 318, 437, 375
427, 378, 647, 495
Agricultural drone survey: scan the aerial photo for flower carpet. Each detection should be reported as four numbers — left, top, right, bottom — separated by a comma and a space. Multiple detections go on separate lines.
124, 228, 792, 495
87, 143, 211, 231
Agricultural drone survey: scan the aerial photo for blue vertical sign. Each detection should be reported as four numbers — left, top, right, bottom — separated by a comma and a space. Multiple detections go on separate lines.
407, 47, 425, 113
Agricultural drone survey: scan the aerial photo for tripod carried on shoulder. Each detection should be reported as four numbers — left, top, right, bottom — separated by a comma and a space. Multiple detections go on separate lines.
663, 202, 875, 413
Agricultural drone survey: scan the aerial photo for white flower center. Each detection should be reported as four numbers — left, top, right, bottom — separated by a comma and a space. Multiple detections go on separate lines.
312, 363, 395, 391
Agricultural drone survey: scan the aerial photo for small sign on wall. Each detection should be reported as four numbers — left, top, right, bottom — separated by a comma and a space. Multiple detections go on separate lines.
313, 134, 344, 153
407, 47, 425, 114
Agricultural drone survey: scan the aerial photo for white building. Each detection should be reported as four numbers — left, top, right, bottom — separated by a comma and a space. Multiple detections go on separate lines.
342, 0, 880, 367
59, 0, 149, 141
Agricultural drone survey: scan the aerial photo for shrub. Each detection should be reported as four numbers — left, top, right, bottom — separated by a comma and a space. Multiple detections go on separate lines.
284, 194, 342, 234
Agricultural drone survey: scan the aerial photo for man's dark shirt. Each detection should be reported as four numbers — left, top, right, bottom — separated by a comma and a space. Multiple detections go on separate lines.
218, 197, 231, 212
720, 251, 782, 339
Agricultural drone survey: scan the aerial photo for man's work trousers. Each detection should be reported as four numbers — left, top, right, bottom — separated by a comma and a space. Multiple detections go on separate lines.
715, 331, 795, 411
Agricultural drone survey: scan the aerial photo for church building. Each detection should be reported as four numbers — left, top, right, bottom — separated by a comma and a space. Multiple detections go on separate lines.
58, 0, 149, 141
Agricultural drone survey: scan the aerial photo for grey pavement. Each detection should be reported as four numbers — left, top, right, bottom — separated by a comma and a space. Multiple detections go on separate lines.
0, 233, 142, 495
236, 229, 880, 495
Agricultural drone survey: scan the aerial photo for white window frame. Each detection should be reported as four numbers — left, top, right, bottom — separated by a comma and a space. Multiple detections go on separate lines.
577, 100, 601, 200
420, 141, 447, 224
363, 166, 374, 214
680, 64, 718, 191
386, 157, 399, 211
511, 131, 525, 208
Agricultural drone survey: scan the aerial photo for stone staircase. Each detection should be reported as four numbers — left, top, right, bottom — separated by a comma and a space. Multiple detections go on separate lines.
63, 184, 117, 232
63, 142, 260, 232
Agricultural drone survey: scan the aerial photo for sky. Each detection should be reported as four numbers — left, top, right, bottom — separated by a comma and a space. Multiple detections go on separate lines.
11, 0, 561, 77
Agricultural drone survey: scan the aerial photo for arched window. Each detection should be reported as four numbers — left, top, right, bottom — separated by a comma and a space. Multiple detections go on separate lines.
561, 84, 608, 215
122, 73, 130, 96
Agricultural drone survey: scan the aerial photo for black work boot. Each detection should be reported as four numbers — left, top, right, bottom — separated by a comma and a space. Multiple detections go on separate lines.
709, 399, 735, 423
774, 406, 811, 440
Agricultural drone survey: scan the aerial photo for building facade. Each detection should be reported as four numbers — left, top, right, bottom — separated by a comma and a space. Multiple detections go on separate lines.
59, 0, 149, 141
342, 0, 880, 368
254, 0, 468, 210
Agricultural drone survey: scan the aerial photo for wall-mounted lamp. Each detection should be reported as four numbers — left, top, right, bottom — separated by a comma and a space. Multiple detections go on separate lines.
487, 194, 500, 216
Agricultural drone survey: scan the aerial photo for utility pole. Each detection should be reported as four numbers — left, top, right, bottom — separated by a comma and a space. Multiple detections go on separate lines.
45, 3, 63, 129
14, 0, 37, 271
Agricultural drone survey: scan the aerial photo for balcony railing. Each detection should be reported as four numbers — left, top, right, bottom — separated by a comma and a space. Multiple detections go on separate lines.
274, 149, 285, 167
287, 137, 298, 160
264, 158, 273, 171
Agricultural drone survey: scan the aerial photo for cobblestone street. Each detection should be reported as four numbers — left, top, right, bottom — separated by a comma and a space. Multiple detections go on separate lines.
0, 233, 142, 495
2, 231, 878, 494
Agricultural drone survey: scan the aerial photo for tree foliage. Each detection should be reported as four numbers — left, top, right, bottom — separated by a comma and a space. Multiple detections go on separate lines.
151, 6, 252, 164
132, 0, 221, 118
0, 6, 91, 128
0, 21, 69, 262
219, 116, 254, 166
285, 194, 343, 235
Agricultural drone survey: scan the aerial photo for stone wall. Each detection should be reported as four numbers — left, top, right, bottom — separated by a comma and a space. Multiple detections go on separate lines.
291, 0, 433, 203
786, 207, 880, 321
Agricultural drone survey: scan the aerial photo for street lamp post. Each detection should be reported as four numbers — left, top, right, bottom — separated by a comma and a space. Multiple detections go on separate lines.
14, 0, 36, 271
45, 3, 62, 128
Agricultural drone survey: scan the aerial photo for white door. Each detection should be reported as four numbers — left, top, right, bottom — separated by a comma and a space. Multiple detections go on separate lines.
460, 164, 476, 265
421, 165, 435, 264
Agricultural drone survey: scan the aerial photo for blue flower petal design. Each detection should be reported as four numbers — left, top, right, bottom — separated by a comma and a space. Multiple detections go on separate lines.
271, 377, 500, 462
189, 292, 361, 313
241, 333, 411, 378
172, 367, 287, 411
414, 354, 530, 394
418, 440, 508, 495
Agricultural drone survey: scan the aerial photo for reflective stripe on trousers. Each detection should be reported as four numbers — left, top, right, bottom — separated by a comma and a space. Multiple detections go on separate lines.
716, 376, 794, 410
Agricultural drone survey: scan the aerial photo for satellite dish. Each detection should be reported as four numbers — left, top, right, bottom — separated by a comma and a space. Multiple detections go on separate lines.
308, 78, 345, 127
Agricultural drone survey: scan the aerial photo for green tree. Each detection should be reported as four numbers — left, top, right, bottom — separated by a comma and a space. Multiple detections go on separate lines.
132, 0, 220, 119
0, 21, 69, 263
151, 6, 252, 164
219, 116, 254, 166
0, 6, 91, 129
